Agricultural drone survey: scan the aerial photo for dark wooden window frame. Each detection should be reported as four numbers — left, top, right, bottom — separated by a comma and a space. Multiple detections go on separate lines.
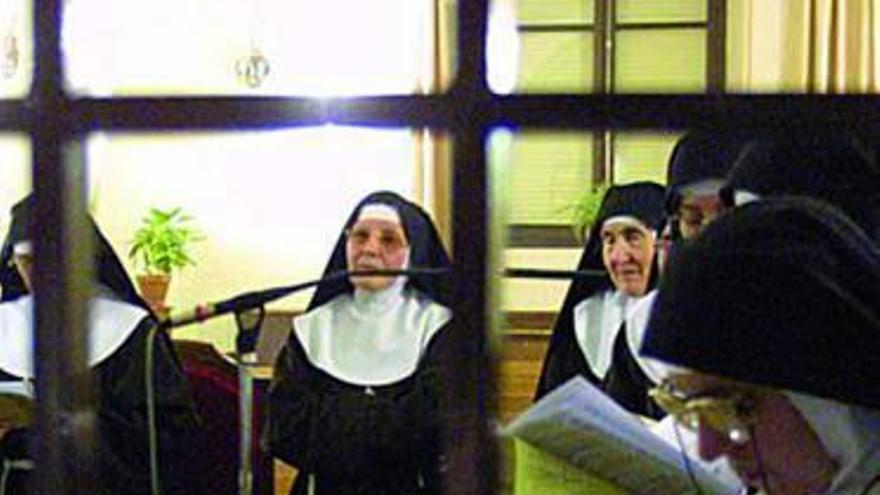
17, 1, 880, 494
509, 0, 726, 248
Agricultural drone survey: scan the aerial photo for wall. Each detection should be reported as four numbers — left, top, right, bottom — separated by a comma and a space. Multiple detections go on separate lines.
0, 128, 419, 352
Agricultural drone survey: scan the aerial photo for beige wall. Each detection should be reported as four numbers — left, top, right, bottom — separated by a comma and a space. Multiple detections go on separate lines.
500, 248, 580, 312
0, 128, 419, 352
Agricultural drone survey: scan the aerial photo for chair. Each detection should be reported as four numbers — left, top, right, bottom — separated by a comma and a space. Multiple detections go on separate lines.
174, 339, 274, 495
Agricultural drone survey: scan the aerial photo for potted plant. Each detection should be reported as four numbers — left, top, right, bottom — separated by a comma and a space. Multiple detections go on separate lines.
128, 207, 203, 313
570, 184, 607, 244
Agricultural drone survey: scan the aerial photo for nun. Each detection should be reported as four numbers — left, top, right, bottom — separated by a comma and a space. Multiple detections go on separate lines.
643, 197, 880, 495
0, 195, 202, 495
621, 131, 753, 400
664, 130, 753, 242
533, 182, 667, 418
721, 130, 880, 243
264, 191, 454, 495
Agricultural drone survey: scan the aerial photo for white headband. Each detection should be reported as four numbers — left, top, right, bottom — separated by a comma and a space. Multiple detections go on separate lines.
13, 241, 32, 256
602, 215, 652, 233
679, 178, 726, 197
733, 190, 761, 206
357, 203, 401, 225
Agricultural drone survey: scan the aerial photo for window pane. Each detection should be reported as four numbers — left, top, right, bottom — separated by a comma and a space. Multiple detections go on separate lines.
613, 132, 682, 184
518, 32, 593, 93
615, 29, 706, 93
84, 126, 418, 345
0, 0, 33, 99
616, 0, 706, 24
0, 134, 32, 221
505, 132, 593, 225
63, 0, 434, 97
516, 0, 593, 24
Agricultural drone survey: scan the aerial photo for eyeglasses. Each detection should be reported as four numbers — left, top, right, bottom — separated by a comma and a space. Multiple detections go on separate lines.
649, 381, 760, 444
346, 226, 408, 252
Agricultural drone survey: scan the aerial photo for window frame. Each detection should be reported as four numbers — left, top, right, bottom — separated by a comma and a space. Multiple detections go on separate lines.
508, 0, 726, 248
15, 1, 880, 494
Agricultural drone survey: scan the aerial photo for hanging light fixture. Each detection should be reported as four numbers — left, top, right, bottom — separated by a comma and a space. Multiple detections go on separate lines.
235, 0, 270, 88
0, 4, 19, 79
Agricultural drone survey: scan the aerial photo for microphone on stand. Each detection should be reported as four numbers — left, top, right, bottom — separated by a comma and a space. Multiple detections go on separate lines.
160, 266, 600, 330
503, 267, 607, 280
159, 267, 450, 330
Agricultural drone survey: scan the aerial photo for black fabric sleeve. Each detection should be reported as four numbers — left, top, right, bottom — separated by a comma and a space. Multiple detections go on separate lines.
262, 334, 317, 470
533, 312, 599, 401
94, 316, 204, 495
602, 326, 665, 419
264, 324, 450, 495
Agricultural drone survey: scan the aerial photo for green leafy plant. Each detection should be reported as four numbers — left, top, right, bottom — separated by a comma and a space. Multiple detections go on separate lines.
128, 207, 203, 276
570, 185, 608, 243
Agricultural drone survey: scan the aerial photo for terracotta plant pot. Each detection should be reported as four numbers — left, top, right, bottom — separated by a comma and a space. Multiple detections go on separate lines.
137, 273, 171, 314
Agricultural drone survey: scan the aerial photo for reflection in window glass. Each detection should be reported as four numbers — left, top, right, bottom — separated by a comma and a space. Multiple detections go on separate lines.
63, 0, 434, 97
616, 0, 706, 24
518, 32, 593, 93
0, 0, 33, 99
615, 29, 706, 93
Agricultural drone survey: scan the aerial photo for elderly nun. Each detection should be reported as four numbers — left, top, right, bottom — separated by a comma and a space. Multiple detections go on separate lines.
0, 194, 202, 495
264, 191, 454, 495
534, 182, 667, 419
642, 197, 880, 495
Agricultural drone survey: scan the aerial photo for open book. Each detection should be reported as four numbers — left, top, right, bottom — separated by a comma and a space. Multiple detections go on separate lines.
503, 377, 743, 495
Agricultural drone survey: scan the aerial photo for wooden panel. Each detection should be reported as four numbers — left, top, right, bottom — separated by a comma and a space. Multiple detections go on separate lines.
496, 331, 552, 424
498, 312, 555, 424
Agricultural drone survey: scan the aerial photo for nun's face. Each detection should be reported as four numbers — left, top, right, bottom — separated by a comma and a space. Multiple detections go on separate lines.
677, 194, 726, 239
663, 373, 837, 495
600, 220, 655, 297
346, 218, 409, 291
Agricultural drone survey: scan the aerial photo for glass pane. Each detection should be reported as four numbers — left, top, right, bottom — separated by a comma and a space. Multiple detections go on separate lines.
613, 132, 683, 184
517, 0, 593, 24
615, 29, 706, 93
86, 127, 417, 340
617, 0, 706, 24
63, 0, 434, 96
518, 32, 593, 93
0, 127, 457, 495
0, 134, 32, 219
0, 0, 33, 99
506, 132, 593, 225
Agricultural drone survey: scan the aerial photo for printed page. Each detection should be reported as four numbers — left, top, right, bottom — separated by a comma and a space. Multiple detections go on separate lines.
503, 377, 743, 495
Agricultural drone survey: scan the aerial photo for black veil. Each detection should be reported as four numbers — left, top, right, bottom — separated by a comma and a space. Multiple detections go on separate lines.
0, 194, 151, 313
643, 197, 880, 409
534, 182, 665, 399
307, 190, 451, 311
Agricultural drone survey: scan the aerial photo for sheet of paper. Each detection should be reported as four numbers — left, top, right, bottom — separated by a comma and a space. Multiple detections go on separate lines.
503, 377, 743, 495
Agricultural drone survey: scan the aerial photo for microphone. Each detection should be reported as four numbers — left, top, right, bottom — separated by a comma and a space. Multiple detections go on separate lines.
503, 267, 607, 280
159, 267, 449, 330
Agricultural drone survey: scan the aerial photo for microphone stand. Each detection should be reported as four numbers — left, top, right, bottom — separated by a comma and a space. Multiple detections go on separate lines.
164, 268, 447, 495
162, 265, 594, 495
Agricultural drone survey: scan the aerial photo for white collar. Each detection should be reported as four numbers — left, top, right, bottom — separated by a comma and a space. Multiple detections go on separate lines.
0, 294, 148, 378
624, 290, 671, 384
294, 288, 451, 385
351, 275, 407, 317
574, 290, 634, 379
